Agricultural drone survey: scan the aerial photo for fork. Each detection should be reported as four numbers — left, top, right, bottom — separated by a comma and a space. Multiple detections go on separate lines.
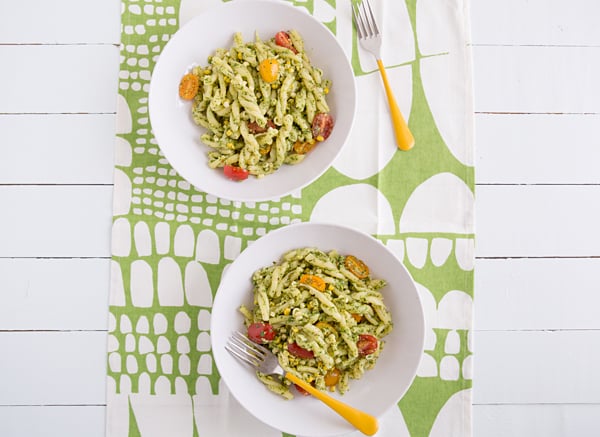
226, 331, 379, 436
352, 0, 415, 151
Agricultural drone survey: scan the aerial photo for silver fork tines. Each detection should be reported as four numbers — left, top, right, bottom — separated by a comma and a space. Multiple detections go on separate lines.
226, 331, 267, 367
226, 330, 380, 434
352, 0, 380, 42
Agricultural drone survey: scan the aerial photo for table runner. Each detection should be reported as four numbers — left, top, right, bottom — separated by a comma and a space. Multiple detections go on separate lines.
106, 1, 474, 436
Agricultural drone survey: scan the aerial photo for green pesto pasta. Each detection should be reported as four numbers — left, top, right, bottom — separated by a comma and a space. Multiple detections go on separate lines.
239, 248, 393, 399
184, 30, 334, 179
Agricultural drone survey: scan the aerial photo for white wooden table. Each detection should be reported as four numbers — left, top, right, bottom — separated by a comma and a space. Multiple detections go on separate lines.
1, 1, 599, 436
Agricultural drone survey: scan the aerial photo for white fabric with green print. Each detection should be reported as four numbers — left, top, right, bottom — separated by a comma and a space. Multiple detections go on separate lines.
106, 0, 474, 436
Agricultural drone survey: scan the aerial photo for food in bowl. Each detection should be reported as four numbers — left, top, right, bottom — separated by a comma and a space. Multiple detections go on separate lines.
239, 247, 393, 399
179, 30, 335, 181
211, 222, 424, 436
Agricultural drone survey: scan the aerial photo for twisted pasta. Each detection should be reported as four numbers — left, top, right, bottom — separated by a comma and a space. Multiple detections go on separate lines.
180, 30, 334, 180
240, 248, 393, 398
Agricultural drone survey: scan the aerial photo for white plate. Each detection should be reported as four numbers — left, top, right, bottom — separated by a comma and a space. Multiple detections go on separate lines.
148, 0, 356, 202
211, 222, 425, 436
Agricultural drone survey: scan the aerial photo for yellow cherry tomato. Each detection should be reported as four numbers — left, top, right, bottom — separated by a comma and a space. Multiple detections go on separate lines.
344, 255, 369, 279
178, 73, 199, 100
299, 274, 326, 292
351, 313, 363, 323
293, 140, 317, 155
324, 368, 341, 387
259, 58, 280, 83
259, 144, 272, 156
316, 321, 338, 339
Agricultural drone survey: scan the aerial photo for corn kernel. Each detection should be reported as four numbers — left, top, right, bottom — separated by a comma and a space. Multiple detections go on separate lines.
316, 135, 324, 142
237, 52, 243, 60
226, 142, 234, 149
283, 308, 291, 315
271, 83, 278, 89
204, 69, 211, 75
226, 129, 232, 136
324, 87, 330, 94
328, 284, 334, 291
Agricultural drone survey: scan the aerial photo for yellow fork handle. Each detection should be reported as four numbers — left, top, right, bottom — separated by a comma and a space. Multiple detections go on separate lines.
376, 59, 415, 151
285, 373, 379, 436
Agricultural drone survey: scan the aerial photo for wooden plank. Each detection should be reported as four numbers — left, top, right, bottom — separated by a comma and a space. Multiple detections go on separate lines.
0, 259, 110, 331
1, 404, 599, 437
3, 256, 597, 332
0, 186, 113, 258
1, 330, 597, 407
0, 406, 105, 437
475, 185, 600, 258
470, 0, 600, 46
474, 330, 600, 404
0, 45, 119, 114
475, 113, 600, 184
473, 404, 600, 437
0, 114, 116, 184
0, 0, 119, 44
475, 258, 600, 330
472, 45, 600, 114
0, 332, 107, 405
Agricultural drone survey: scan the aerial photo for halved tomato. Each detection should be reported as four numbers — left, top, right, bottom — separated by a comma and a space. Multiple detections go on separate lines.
223, 164, 249, 181
248, 119, 276, 134
258, 58, 280, 83
293, 140, 317, 154
274, 31, 298, 53
178, 73, 199, 100
311, 113, 334, 141
299, 274, 326, 292
294, 384, 310, 396
324, 368, 341, 387
315, 321, 337, 339
287, 342, 315, 359
247, 322, 275, 344
351, 313, 363, 323
344, 255, 369, 279
357, 334, 378, 356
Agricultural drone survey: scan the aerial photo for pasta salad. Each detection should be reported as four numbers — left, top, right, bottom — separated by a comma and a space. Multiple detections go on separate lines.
239, 247, 393, 399
178, 30, 335, 181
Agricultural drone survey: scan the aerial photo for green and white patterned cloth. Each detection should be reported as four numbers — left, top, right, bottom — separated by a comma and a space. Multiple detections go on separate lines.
106, 1, 474, 436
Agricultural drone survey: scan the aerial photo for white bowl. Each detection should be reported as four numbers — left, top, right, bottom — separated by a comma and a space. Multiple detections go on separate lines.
211, 222, 425, 436
148, 0, 356, 202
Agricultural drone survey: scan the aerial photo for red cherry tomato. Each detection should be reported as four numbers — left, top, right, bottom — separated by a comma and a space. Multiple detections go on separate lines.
274, 31, 298, 53
247, 322, 275, 344
294, 384, 310, 396
223, 165, 249, 181
311, 113, 334, 141
247, 119, 276, 134
357, 334, 378, 356
287, 342, 315, 359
